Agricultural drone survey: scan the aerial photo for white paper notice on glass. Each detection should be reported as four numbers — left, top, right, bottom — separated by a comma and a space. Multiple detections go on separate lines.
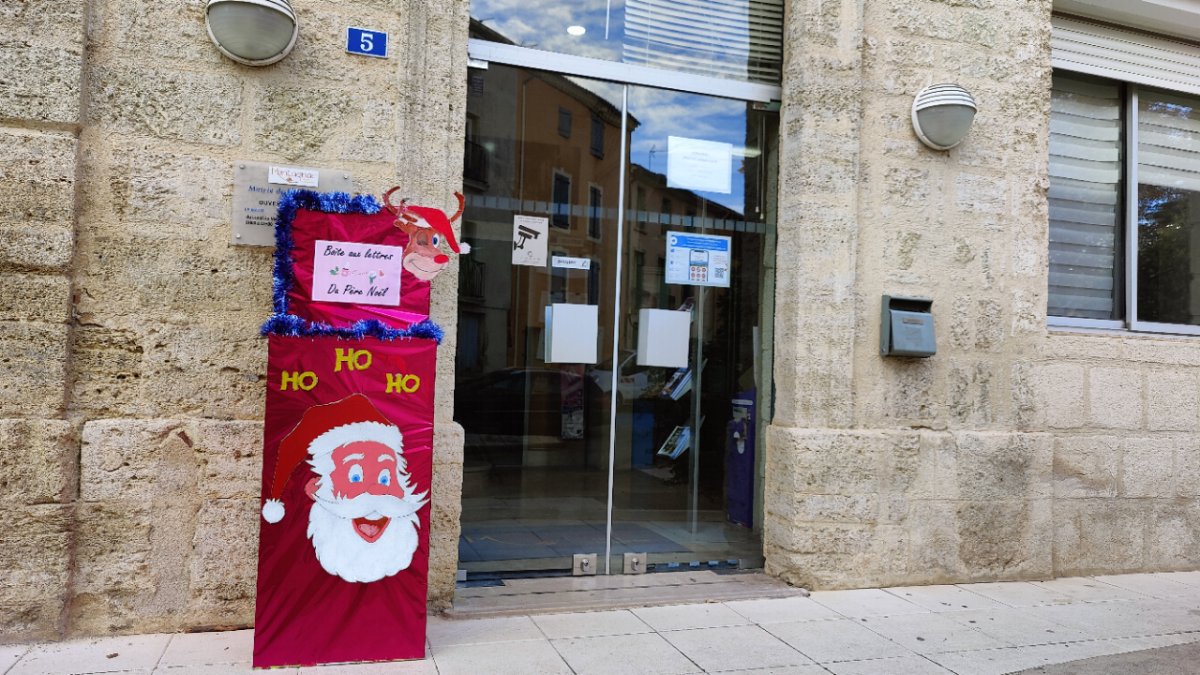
667, 136, 732, 194
551, 256, 591, 270
665, 231, 731, 288
311, 240, 404, 306
512, 215, 549, 267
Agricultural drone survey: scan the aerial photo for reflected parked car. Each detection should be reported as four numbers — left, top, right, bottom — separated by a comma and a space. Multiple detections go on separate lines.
455, 367, 584, 439
586, 350, 656, 404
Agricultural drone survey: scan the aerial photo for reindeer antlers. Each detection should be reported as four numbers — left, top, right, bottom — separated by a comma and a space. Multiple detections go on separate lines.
382, 187, 466, 230
382, 186, 410, 216
448, 192, 465, 224
383, 186, 420, 231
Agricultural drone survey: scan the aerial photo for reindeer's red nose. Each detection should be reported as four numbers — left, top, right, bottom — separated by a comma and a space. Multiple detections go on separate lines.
434, 254, 449, 264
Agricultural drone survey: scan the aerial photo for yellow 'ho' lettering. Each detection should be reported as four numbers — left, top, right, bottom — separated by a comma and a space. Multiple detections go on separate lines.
280, 370, 318, 391
386, 373, 421, 394
334, 348, 373, 372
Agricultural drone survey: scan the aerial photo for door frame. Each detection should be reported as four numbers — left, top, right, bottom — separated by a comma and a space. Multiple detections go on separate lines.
467, 39, 782, 103
463, 41, 780, 575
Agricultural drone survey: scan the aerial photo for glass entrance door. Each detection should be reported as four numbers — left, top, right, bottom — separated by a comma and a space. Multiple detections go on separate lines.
454, 60, 776, 576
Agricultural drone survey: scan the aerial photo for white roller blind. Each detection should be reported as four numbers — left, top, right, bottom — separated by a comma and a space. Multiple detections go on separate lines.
623, 0, 784, 84
1048, 72, 1123, 320
1138, 89, 1200, 192
1052, 15, 1200, 97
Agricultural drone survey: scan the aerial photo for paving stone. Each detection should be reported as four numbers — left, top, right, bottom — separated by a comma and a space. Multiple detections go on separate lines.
723, 597, 842, 624
9, 634, 169, 675
552, 633, 699, 675
532, 609, 653, 639
632, 603, 752, 631
884, 584, 1008, 612
809, 588, 930, 618
765, 618, 911, 663
425, 615, 542, 647
662, 624, 811, 672
430, 639, 570, 675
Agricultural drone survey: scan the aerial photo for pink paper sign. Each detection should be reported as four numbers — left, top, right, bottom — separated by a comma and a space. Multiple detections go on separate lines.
312, 239, 404, 306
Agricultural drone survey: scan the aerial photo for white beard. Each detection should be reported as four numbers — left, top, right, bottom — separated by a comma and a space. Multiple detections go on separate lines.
307, 492, 425, 583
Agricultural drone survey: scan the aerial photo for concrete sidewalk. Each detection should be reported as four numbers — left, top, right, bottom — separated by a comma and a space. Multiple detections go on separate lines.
3, 572, 1199, 675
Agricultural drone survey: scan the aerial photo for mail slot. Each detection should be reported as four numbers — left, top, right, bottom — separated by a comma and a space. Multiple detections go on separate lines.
881, 295, 936, 357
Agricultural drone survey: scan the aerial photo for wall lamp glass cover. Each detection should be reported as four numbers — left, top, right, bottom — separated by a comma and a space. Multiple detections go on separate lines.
206, 0, 298, 66
911, 84, 977, 151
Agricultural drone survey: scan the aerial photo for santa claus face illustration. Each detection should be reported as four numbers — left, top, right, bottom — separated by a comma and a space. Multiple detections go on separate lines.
306, 438, 427, 583
261, 395, 429, 584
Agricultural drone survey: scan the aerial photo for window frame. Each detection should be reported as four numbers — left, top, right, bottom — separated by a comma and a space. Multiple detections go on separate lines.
551, 169, 572, 230
1049, 14, 1200, 336
587, 183, 603, 241
590, 114, 604, 158
558, 107, 572, 138
1047, 79, 1200, 336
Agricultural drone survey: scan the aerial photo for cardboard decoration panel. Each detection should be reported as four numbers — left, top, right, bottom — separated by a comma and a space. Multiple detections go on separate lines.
254, 335, 437, 667
261, 189, 468, 339
254, 189, 465, 668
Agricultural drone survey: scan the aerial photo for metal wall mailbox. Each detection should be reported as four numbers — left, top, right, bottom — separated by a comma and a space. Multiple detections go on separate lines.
881, 295, 936, 357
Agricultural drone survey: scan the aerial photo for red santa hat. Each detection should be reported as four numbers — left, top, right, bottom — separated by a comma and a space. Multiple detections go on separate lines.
261, 393, 403, 524
404, 204, 471, 255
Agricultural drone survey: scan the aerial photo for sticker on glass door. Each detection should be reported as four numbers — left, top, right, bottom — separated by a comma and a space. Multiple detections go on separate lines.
665, 232, 731, 287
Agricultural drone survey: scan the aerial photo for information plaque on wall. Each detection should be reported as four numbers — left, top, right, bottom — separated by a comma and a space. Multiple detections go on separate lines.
231, 161, 353, 246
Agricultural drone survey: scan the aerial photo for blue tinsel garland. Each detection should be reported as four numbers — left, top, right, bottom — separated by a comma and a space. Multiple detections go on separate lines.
261, 189, 444, 343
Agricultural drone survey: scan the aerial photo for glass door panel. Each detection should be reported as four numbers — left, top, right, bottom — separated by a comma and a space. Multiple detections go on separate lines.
455, 63, 622, 574
455, 62, 777, 576
608, 86, 775, 571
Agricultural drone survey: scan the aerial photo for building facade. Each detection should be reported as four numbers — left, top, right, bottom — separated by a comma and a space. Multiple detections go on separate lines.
2, 0, 1199, 643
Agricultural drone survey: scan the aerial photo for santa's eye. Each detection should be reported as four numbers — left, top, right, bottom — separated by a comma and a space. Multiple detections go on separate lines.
348, 464, 363, 483
431, 234, 440, 246
378, 468, 391, 486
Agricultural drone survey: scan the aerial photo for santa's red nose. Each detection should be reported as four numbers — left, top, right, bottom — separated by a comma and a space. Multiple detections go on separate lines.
434, 254, 449, 264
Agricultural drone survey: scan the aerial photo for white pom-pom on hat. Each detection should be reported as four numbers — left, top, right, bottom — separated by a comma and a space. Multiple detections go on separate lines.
262, 499, 285, 524
458, 242, 471, 254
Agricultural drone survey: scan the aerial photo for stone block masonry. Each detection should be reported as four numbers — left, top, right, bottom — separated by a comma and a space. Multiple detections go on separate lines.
765, 0, 1200, 591
2, 0, 1198, 646
0, 0, 470, 643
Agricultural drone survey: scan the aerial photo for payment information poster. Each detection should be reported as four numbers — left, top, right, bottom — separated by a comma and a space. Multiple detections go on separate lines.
665, 232, 731, 288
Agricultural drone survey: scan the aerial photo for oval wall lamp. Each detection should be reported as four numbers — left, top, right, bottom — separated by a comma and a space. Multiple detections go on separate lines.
205, 0, 298, 66
912, 83, 977, 151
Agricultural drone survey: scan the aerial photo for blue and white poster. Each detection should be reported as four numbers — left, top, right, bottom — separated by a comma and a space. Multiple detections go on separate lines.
665, 232, 731, 288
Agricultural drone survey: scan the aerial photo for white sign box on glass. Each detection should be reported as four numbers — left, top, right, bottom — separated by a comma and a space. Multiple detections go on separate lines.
637, 308, 691, 368
544, 303, 599, 364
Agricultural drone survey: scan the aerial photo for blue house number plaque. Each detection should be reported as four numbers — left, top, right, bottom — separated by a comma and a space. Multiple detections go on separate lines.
346, 27, 388, 58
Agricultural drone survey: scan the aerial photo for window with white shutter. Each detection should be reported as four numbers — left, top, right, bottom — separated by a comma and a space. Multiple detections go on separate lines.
1048, 73, 1123, 321
1049, 15, 1200, 334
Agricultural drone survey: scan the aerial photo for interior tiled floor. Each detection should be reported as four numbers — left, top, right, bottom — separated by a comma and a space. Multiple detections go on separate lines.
459, 462, 763, 573
7, 572, 1200, 674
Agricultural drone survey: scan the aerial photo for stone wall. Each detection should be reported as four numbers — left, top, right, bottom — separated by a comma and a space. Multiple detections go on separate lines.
0, 0, 88, 643
0, 0, 469, 642
4, 0, 1198, 647
766, 0, 1200, 590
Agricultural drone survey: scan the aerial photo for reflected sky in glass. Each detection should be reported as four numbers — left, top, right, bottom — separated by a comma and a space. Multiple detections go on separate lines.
628, 87, 751, 214
471, 0, 783, 85
472, 2, 774, 216
474, 0, 625, 59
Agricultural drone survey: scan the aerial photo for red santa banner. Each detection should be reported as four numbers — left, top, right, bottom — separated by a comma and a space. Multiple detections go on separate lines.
254, 189, 466, 668
254, 335, 436, 667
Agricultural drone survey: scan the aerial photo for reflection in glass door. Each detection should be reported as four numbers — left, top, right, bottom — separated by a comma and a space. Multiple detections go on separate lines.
454, 59, 776, 576
608, 85, 776, 573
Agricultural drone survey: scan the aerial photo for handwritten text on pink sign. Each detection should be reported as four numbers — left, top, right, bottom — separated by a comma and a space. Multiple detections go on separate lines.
311, 239, 403, 306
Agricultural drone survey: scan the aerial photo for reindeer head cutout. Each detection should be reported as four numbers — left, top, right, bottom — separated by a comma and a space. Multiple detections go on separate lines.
383, 188, 470, 281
